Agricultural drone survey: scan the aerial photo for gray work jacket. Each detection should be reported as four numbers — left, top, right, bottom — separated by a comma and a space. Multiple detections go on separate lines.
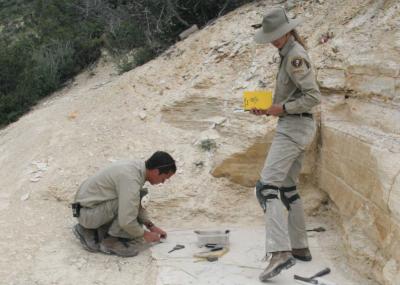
274, 36, 321, 113
75, 160, 150, 238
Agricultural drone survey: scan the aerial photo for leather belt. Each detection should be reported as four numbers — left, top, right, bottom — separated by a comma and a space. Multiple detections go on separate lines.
288, 113, 313, 118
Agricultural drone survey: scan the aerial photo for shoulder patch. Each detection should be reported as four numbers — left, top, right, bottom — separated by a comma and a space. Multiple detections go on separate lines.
291, 57, 303, 68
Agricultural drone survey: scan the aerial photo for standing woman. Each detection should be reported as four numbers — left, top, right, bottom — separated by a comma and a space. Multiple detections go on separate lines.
252, 7, 321, 281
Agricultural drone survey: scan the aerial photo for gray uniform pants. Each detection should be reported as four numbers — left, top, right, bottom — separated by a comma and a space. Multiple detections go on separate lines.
260, 115, 316, 253
78, 199, 133, 239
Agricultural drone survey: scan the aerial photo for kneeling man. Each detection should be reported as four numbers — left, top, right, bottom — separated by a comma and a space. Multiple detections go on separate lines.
72, 151, 176, 257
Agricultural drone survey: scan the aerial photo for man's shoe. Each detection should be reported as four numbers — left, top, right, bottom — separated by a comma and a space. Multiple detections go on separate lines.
96, 222, 111, 242
292, 247, 312, 261
99, 236, 139, 257
259, 251, 296, 282
72, 224, 99, 252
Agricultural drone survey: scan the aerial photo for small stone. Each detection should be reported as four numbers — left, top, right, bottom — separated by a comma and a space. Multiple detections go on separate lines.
194, 161, 204, 168
179, 25, 199, 40
21, 192, 30, 201
209, 116, 227, 126
139, 112, 147, 120
32, 161, 48, 171
68, 111, 78, 120
30, 173, 42, 182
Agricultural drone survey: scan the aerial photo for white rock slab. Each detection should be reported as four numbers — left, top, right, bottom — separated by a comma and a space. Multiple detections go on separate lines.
150, 228, 355, 285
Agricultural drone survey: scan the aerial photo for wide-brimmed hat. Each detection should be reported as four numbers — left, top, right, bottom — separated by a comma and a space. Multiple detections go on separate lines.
254, 7, 302, 44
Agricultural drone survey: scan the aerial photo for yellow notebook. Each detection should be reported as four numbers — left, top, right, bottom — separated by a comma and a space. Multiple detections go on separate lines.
243, 90, 273, 110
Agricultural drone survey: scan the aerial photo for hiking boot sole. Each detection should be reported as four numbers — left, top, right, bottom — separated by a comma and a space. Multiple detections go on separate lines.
72, 224, 99, 253
259, 257, 296, 282
293, 254, 312, 261
99, 242, 139, 257
292, 248, 312, 262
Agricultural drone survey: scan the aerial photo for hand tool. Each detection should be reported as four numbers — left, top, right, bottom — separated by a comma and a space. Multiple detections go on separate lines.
251, 23, 262, 29
193, 256, 219, 263
206, 256, 218, 262
168, 244, 185, 253
233, 108, 249, 113
307, 227, 326, 232
294, 268, 331, 284
205, 243, 225, 249
194, 247, 229, 259
198, 246, 224, 253
294, 278, 335, 285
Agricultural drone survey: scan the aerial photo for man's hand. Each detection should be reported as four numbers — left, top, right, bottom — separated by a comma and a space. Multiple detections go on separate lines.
143, 231, 161, 243
150, 226, 167, 239
250, 104, 284, 117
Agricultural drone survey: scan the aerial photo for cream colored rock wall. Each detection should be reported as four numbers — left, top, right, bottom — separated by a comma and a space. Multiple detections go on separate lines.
318, 119, 400, 284
308, 1, 400, 283
316, 26, 400, 285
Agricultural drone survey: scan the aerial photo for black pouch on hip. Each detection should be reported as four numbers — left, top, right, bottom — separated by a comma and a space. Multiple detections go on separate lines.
71, 203, 81, 217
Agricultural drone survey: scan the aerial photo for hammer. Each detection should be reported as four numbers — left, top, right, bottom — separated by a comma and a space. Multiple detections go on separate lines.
294, 267, 331, 284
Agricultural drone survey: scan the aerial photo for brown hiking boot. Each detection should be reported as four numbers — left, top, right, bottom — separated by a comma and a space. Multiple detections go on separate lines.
292, 247, 312, 261
99, 236, 139, 257
259, 251, 296, 282
72, 224, 99, 252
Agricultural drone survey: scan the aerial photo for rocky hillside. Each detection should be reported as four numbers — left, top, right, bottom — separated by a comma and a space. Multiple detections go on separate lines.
0, 0, 399, 284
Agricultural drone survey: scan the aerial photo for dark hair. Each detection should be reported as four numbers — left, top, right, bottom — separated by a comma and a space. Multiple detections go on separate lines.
145, 151, 176, 174
290, 29, 307, 50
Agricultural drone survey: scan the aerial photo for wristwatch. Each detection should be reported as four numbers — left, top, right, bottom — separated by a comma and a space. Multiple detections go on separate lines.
145, 221, 155, 229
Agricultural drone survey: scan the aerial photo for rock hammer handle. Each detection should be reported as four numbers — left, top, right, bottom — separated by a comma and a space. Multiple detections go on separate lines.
310, 267, 331, 279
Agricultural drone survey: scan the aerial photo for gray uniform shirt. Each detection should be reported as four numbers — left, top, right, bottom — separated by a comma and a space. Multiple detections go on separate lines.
75, 160, 150, 238
274, 36, 320, 113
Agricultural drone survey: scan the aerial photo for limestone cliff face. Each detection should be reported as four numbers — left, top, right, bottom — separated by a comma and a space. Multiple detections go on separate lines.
312, 2, 400, 284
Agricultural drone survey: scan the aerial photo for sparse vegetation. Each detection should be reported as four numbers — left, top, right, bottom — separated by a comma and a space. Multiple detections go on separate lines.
200, 139, 217, 152
0, 0, 253, 126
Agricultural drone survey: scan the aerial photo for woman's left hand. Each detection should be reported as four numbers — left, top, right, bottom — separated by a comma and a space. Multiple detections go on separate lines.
250, 108, 268, 116
265, 104, 284, 116
250, 104, 284, 116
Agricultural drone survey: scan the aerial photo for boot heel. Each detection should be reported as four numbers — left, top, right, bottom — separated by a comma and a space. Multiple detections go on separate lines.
285, 258, 296, 269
